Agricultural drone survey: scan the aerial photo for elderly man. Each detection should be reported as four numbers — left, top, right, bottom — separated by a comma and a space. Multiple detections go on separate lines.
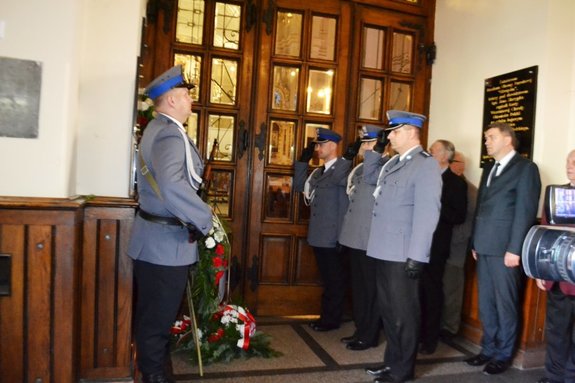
128, 66, 213, 383
466, 122, 541, 375
363, 110, 442, 383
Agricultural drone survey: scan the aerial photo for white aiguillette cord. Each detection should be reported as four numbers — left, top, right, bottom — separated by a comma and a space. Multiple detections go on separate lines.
175, 126, 203, 190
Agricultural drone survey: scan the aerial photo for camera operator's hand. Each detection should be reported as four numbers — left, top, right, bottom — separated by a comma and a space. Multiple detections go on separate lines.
343, 138, 362, 160
404, 258, 425, 279
299, 141, 315, 163
187, 224, 204, 243
373, 129, 389, 154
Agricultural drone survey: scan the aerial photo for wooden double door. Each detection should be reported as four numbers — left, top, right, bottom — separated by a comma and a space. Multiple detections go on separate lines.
142, 0, 435, 315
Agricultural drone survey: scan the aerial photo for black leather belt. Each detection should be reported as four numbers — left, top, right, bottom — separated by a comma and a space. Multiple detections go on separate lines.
138, 209, 182, 226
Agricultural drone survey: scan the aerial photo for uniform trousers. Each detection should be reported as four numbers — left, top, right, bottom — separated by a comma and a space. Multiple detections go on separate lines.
420, 255, 447, 350
441, 263, 465, 334
347, 246, 380, 343
376, 260, 420, 380
544, 284, 575, 383
134, 260, 190, 375
313, 246, 347, 327
476, 254, 522, 361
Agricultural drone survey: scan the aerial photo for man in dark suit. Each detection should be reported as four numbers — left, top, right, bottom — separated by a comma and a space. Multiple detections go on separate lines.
465, 122, 541, 375
294, 128, 357, 331
534, 149, 575, 383
128, 66, 213, 383
363, 110, 442, 383
419, 140, 467, 355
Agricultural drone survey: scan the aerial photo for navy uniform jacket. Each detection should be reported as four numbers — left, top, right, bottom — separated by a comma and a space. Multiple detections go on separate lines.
294, 157, 352, 248
363, 147, 442, 263
472, 153, 541, 256
128, 114, 213, 266
339, 162, 382, 251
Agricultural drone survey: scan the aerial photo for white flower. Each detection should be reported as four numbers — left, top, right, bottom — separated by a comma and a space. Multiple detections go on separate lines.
196, 328, 203, 340
208, 228, 215, 235
214, 230, 224, 242
205, 236, 216, 249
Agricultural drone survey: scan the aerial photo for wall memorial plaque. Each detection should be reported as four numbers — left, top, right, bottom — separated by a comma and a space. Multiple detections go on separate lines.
481, 66, 538, 167
0, 56, 42, 139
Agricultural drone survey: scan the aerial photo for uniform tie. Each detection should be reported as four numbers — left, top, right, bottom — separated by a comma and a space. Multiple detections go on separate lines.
487, 161, 500, 187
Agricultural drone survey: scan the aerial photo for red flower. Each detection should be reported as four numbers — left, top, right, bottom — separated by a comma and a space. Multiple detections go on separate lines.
208, 328, 224, 343
215, 243, 225, 256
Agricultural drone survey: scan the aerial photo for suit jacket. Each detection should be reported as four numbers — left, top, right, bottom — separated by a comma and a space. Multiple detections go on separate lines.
447, 179, 478, 268
472, 152, 541, 257
363, 147, 442, 263
429, 167, 468, 262
294, 157, 352, 248
128, 114, 213, 266
339, 162, 378, 251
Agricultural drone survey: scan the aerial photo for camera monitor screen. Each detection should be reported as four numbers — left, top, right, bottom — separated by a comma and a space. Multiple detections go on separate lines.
545, 185, 575, 225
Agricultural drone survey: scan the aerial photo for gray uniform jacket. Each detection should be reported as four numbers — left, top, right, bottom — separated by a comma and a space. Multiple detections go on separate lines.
128, 114, 213, 266
339, 163, 379, 250
294, 157, 352, 248
363, 147, 442, 263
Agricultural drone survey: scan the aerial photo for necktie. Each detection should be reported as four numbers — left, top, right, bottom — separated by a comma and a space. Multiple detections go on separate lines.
320, 165, 326, 175
487, 161, 500, 187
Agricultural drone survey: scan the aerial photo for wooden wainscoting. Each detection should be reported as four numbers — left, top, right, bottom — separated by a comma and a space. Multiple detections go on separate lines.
0, 196, 137, 383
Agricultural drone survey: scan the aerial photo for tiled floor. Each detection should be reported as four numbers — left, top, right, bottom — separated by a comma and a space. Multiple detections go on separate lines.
165, 319, 545, 383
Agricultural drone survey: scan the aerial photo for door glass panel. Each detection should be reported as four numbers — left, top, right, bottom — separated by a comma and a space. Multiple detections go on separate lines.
391, 32, 413, 74
358, 77, 382, 120
310, 15, 336, 61
272, 66, 299, 111
207, 170, 233, 217
210, 58, 237, 105
207, 114, 234, 161
306, 69, 334, 115
269, 120, 295, 166
304, 123, 330, 167
275, 11, 303, 57
264, 174, 293, 220
176, 0, 205, 45
362, 27, 385, 70
185, 112, 199, 144
174, 54, 202, 102
213, 2, 241, 50
389, 81, 412, 111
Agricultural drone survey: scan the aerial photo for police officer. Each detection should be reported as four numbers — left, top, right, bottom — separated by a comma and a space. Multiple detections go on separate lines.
128, 66, 213, 383
363, 110, 442, 383
294, 128, 358, 331
339, 125, 389, 350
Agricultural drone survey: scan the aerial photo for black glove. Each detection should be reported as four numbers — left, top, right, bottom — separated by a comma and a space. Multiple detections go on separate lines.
404, 258, 424, 279
299, 141, 315, 163
373, 129, 389, 154
343, 138, 362, 160
186, 224, 204, 243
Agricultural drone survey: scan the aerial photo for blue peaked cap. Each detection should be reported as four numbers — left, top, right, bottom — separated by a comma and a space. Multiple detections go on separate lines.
360, 125, 383, 141
386, 110, 426, 130
145, 65, 195, 100
313, 128, 341, 143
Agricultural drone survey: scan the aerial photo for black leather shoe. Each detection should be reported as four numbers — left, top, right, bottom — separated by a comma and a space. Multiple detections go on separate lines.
373, 371, 413, 382
537, 378, 561, 383
310, 323, 339, 332
439, 329, 456, 341
365, 364, 390, 376
142, 373, 174, 383
483, 359, 511, 375
346, 340, 377, 350
465, 353, 491, 366
340, 334, 357, 344
418, 343, 437, 355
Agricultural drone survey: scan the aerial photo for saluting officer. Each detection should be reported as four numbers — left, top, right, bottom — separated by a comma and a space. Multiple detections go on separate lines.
128, 66, 213, 383
363, 110, 442, 383
294, 128, 359, 331
339, 125, 389, 351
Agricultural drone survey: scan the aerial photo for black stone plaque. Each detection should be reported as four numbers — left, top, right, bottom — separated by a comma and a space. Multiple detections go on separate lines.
481, 66, 538, 167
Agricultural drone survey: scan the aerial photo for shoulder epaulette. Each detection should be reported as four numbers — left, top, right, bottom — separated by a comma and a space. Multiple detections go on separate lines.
420, 150, 431, 158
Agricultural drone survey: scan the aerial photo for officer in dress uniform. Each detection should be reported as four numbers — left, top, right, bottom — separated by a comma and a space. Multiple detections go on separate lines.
363, 110, 442, 383
294, 128, 358, 331
128, 66, 213, 383
339, 125, 389, 351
